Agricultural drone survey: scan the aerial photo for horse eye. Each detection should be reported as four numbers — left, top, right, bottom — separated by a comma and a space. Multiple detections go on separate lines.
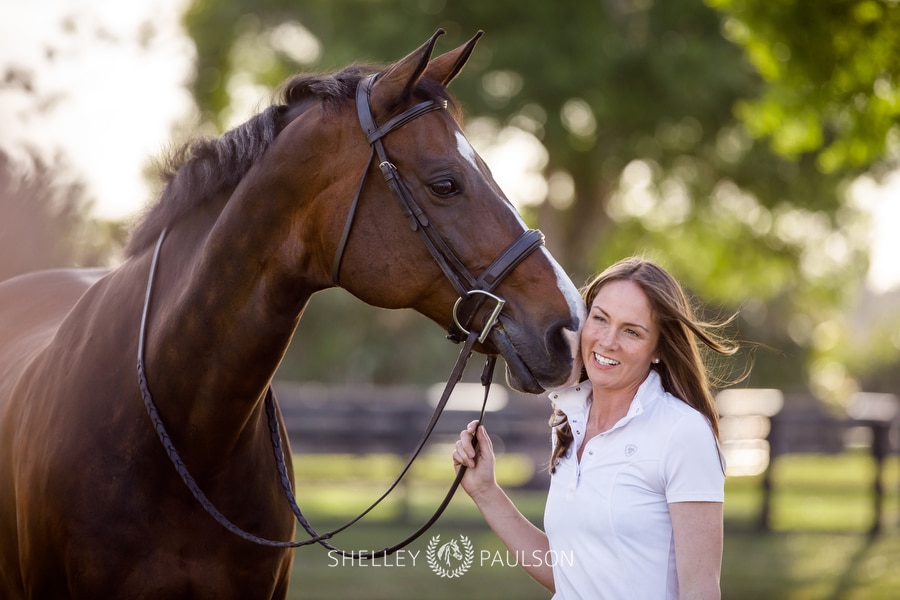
429, 179, 459, 197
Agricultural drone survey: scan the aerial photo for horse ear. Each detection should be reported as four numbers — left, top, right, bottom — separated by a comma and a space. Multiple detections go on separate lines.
423, 30, 483, 86
370, 29, 445, 117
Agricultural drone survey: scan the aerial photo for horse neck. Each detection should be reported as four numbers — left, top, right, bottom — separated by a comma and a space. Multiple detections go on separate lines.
142, 183, 324, 456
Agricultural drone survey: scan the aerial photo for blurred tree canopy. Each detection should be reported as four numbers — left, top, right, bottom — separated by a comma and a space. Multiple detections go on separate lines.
0, 19, 134, 283
709, 0, 900, 175
177, 0, 897, 398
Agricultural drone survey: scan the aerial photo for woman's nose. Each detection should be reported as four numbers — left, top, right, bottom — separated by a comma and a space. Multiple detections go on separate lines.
597, 326, 617, 348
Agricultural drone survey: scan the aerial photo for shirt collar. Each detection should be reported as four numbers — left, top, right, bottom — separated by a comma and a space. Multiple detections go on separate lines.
548, 370, 663, 425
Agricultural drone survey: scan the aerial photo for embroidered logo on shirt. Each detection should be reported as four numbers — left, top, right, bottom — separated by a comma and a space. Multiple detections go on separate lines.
624, 444, 637, 457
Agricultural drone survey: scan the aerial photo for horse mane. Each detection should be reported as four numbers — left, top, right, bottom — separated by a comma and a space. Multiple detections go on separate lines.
126, 64, 456, 257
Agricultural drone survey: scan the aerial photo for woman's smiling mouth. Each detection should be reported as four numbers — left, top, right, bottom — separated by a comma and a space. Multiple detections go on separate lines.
594, 352, 620, 366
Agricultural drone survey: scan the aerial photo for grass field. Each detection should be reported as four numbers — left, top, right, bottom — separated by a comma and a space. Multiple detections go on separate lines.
283, 451, 899, 599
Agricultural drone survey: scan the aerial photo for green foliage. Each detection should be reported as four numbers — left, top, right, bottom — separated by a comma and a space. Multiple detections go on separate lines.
708, 0, 900, 174
183, 0, 896, 394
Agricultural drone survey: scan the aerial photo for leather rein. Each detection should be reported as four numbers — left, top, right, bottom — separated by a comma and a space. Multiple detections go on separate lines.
135, 73, 545, 558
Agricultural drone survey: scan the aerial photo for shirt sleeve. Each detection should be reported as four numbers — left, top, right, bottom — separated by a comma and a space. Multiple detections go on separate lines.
661, 410, 725, 503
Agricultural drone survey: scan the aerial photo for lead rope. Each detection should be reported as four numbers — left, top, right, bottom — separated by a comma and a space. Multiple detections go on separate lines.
137, 228, 493, 554
268, 347, 496, 557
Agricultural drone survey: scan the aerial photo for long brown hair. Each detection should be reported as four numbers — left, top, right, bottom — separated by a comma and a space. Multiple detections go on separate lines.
549, 257, 740, 473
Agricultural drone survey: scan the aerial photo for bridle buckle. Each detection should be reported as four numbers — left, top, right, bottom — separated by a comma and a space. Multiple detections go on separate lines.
452, 290, 506, 344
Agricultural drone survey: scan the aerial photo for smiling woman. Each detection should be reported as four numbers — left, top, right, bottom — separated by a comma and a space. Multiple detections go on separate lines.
453, 256, 742, 599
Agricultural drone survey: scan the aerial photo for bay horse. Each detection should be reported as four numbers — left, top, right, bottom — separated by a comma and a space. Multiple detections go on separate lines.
0, 30, 583, 598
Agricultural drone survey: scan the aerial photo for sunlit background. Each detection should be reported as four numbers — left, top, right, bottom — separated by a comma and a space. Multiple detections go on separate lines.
1, 0, 898, 292
2, 2, 900, 598
0, 1, 192, 220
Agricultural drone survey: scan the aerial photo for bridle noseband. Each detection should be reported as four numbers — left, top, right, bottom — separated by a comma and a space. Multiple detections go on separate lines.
136, 73, 546, 559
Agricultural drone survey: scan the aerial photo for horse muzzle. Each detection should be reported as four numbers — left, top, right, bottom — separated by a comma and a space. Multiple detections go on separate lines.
485, 315, 582, 395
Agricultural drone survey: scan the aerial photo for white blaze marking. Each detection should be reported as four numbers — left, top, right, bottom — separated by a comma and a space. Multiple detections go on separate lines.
457, 127, 584, 387
456, 133, 583, 329
457, 130, 530, 227
455, 130, 481, 171
542, 247, 586, 389
541, 246, 586, 326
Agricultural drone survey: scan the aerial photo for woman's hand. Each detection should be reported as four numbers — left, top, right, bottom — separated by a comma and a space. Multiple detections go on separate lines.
451, 420, 556, 593
452, 420, 497, 500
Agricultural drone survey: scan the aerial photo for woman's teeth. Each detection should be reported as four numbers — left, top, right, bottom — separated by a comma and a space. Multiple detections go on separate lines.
595, 353, 619, 366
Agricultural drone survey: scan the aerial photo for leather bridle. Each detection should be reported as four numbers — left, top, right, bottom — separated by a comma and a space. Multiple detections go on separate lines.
333, 73, 546, 345
136, 73, 547, 559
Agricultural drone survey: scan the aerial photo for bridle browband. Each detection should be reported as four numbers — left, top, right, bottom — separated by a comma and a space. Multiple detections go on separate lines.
135, 73, 546, 559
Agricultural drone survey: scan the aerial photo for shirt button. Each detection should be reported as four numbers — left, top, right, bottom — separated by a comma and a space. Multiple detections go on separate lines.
588, 450, 594, 455
575, 430, 581, 435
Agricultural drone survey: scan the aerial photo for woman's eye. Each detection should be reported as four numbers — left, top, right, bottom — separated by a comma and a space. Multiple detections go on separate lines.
430, 179, 459, 197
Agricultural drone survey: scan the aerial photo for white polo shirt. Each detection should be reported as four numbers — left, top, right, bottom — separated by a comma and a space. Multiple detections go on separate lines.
544, 370, 724, 600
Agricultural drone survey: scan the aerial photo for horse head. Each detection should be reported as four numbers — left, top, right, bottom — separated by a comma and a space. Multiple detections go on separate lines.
438, 539, 463, 565
271, 30, 584, 393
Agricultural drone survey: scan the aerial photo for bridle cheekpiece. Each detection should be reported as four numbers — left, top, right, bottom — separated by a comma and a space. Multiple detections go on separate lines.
332, 73, 546, 345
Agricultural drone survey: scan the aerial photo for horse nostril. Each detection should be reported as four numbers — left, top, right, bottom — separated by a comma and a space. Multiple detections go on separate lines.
546, 317, 579, 365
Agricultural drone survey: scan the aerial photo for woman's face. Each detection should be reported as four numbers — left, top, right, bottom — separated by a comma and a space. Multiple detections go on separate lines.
581, 279, 660, 396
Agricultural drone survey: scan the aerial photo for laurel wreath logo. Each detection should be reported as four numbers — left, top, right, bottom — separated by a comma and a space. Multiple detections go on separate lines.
425, 534, 474, 578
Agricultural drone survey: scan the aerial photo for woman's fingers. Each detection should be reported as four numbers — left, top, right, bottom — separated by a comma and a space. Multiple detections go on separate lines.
452, 420, 483, 468
454, 439, 475, 468
474, 424, 492, 452
452, 434, 469, 467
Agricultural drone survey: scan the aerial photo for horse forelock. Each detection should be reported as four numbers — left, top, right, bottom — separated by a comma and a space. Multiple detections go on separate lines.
125, 64, 457, 257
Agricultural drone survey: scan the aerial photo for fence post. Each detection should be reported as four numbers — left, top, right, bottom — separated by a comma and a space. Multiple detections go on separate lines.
715, 388, 784, 531
758, 416, 778, 531
846, 392, 899, 536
